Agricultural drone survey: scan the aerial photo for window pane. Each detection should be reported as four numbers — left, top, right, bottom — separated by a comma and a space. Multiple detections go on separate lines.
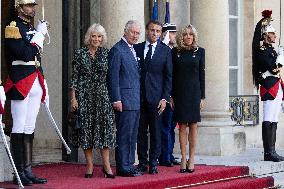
229, 0, 238, 16
229, 19, 238, 66
229, 69, 238, 95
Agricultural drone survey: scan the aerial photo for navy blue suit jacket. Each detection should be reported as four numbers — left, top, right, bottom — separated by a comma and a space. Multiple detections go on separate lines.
134, 41, 172, 105
108, 39, 140, 110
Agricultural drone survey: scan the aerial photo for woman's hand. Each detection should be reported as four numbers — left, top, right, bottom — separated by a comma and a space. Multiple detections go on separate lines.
70, 98, 78, 112
200, 99, 205, 110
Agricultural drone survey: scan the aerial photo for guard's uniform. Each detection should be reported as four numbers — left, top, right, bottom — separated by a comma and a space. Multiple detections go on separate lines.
4, 0, 48, 185
159, 23, 179, 166
252, 10, 284, 162
258, 44, 283, 122
4, 17, 46, 134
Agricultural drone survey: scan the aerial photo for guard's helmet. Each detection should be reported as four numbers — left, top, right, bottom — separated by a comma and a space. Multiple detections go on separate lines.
162, 23, 177, 33
15, 0, 37, 8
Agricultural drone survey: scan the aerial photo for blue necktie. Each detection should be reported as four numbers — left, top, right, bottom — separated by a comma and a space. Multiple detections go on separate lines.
145, 44, 152, 63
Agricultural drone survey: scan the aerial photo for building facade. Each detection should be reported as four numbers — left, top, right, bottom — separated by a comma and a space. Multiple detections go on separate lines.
1, 0, 284, 181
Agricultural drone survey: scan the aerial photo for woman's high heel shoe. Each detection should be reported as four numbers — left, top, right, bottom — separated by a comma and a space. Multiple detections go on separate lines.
84, 171, 93, 178
186, 161, 195, 173
179, 160, 187, 173
102, 168, 115, 179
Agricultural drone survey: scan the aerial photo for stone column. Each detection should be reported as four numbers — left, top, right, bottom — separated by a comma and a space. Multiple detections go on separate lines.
158, 0, 190, 29
190, 0, 245, 155
100, 0, 145, 48
33, 0, 63, 161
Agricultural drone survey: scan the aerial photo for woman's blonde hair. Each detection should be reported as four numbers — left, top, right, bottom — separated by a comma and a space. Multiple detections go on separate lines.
176, 24, 198, 50
84, 23, 107, 46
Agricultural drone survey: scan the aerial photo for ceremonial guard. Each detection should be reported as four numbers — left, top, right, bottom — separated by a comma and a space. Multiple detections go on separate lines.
252, 10, 284, 162
159, 23, 180, 166
4, 0, 49, 185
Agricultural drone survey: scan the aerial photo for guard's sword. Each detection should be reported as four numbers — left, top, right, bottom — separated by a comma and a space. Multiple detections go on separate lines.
43, 104, 71, 154
41, 0, 50, 44
41, 0, 45, 21
0, 116, 24, 189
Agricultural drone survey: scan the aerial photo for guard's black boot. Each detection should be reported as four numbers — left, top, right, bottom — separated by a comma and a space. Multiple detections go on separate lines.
10, 133, 33, 186
270, 122, 284, 161
24, 133, 47, 184
262, 122, 282, 162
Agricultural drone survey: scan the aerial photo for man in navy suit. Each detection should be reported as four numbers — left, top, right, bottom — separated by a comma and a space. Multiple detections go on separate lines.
108, 20, 142, 177
134, 20, 172, 174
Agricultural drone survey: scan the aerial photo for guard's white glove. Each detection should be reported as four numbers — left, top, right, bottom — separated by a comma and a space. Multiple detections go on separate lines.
36, 20, 48, 35
30, 20, 49, 49
42, 79, 49, 108
276, 46, 284, 67
278, 46, 284, 55
0, 86, 6, 114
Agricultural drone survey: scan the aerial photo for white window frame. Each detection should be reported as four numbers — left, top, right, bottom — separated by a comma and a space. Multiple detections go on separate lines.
229, 0, 243, 95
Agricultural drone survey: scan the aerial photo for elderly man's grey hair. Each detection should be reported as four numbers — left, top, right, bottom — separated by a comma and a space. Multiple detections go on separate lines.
84, 23, 107, 46
124, 20, 141, 33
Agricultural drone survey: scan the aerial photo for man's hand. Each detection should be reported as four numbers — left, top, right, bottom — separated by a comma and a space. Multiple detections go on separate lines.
36, 20, 48, 35
113, 102, 123, 112
70, 98, 78, 112
157, 99, 167, 115
200, 99, 205, 110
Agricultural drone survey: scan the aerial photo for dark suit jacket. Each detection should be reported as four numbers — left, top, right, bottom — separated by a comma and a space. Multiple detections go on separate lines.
134, 41, 172, 105
108, 39, 140, 110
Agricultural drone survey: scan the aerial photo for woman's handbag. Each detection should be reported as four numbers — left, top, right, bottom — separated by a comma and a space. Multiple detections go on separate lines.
68, 110, 81, 130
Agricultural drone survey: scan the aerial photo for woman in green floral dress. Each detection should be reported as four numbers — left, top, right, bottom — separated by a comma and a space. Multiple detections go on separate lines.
69, 23, 115, 178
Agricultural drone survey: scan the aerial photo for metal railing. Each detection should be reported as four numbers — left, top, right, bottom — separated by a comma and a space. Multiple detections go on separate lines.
229, 95, 259, 126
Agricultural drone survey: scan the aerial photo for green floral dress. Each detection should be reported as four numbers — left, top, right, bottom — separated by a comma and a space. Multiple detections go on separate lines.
69, 46, 116, 150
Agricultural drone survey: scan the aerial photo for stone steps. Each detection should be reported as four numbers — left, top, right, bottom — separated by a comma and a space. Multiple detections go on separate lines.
191, 148, 284, 188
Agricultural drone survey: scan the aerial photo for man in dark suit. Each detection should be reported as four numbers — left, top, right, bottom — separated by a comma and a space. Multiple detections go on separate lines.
134, 20, 172, 174
108, 20, 142, 177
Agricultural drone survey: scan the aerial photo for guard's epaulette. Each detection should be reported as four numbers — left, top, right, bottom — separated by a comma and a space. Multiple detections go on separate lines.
5, 21, 22, 39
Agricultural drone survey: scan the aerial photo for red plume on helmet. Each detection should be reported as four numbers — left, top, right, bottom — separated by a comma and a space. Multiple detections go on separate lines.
262, 10, 272, 18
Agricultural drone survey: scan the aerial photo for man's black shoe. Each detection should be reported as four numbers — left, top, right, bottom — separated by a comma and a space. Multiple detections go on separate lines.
172, 159, 181, 165
159, 161, 173, 167
149, 166, 158, 174
117, 170, 142, 177
13, 173, 32, 186
264, 152, 284, 162
136, 164, 148, 172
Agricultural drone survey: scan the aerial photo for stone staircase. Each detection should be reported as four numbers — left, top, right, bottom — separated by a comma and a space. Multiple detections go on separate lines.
193, 148, 284, 188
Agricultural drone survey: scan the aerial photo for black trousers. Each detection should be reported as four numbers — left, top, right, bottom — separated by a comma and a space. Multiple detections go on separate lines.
137, 101, 162, 167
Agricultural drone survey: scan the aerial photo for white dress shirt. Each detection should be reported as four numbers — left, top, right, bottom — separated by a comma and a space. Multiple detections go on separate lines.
122, 37, 137, 59
144, 41, 158, 59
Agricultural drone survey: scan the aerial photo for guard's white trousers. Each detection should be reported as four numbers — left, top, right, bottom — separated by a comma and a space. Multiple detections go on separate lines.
11, 77, 43, 134
263, 83, 283, 122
